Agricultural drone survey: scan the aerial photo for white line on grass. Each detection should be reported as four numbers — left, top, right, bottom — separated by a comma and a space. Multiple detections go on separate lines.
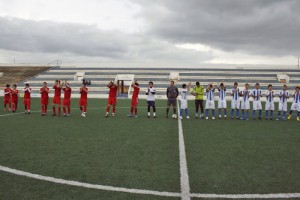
0, 165, 181, 198
177, 100, 191, 200
190, 193, 300, 199
0, 111, 40, 117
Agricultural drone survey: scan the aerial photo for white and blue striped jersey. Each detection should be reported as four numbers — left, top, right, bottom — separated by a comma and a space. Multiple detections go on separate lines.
218, 88, 226, 101
206, 88, 215, 101
241, 89, 250, 102
266, 90, 275, 103
180, 88, 188, 100
279, 90, 289, 103
293, 92, 300, 103
252, 89, 262, 101
231, 88, 240, 101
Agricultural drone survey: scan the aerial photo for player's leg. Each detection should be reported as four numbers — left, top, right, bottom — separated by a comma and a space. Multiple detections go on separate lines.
147, 101, 151, 117
166, 99, 171, 118
199, 100, 204, 118
211, 101, 215, 119
195, 100, 199, 118
172, 100, 177, 115
105, 98, 111, 117
27, 100, 31, 114
230, 100, 235, 118
288, 103, 295, 119
112, 100, 116, 117
252, 101, 256, 119
297, 104, 300, 121
223, 101, 227, 118
152, 101, 156, 117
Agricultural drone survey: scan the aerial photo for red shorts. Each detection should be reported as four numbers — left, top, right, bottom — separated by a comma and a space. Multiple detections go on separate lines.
41, 98, 49, 105
79, 98, 88, 107
3, 99, 11, 105
23, 99, 31, 106
52, 96, 61, 105
131, 97, 139, 106
63, 99, 71, 107
107, 97, 117, 105
11, 99, 18, 105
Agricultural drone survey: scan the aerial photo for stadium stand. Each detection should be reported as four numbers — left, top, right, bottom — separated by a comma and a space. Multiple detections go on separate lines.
17, 66, 300, 100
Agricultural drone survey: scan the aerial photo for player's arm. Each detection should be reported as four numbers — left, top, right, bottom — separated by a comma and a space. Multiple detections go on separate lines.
166, 87, 169, 97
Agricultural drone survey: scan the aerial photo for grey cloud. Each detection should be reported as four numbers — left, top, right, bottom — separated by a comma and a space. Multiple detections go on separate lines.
134, 0, 300, 57
0, 16, 211, 63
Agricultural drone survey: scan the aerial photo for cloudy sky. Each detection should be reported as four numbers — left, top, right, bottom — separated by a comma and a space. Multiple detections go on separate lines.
0, 0, 299, 67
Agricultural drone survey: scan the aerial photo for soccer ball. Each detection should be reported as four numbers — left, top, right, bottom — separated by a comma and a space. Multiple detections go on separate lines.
172, 114, 177, 119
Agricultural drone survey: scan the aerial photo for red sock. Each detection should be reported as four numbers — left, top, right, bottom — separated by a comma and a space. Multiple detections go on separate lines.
80, 107, 83, 111
135, 108, 137, 114
130, 107, 134, 114
68, 106, 70, 114
53, 106, 56, 114
12, 104, 15, 111
63, 107, 66, 114
45, 105, 47, 113
83, 107, 87, 112
112, 106, 116, 113
27, 105, 31, 111
42, 105, 45, 113
106, 106, 110, 112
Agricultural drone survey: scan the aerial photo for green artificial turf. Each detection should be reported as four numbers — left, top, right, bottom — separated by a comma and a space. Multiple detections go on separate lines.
0, 97, 299, 199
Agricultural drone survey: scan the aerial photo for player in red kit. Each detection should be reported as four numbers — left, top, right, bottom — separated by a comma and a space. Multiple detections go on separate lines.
3, 84, 11, 111
40, 82, 50, 116
62, 82, 72, 117
23, 83, 32, 114
105, 81, 118, 117
11, 84, 19, 112
52, 80, 62, 116
127, 80, 140, 118
79, 83, 88, 117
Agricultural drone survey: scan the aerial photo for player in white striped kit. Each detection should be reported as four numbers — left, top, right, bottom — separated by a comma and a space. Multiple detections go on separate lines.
277, 85, 289, 121
252, 83, 262, 120
230, 82, 240, 119
179, 84, 190, 119
240, 83, 250, 120
287, 86, 300, 121
265, 84, 275, 120
217, 83, 227, 119
205, 83, 216, 120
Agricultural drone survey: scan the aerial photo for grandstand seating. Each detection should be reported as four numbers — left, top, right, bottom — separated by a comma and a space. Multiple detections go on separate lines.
18, 67, 300, 100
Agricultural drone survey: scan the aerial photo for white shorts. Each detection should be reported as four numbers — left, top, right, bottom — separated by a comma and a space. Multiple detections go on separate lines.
253, 100, 262, 110
205, 100, 215, 109
231, 100, 240, 109
241, 101, 250, 110
180, 99, 188, 109
278, 102, 288, 112
265, 102, 275, 111
218, 99, 227, 109
290, 102, 300, 112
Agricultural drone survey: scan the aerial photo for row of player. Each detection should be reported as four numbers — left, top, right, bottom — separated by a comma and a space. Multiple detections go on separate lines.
2, 81, 300, 121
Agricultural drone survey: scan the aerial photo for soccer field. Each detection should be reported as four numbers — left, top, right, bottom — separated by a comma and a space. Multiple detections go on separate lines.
0, 97, 299, 200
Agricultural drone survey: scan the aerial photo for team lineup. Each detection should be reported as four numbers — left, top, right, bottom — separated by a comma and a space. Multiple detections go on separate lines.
2, 80, 300, 121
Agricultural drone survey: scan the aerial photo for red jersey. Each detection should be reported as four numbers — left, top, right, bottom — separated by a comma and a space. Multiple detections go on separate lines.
23, 88, 32, 99
11, 89, 19, 100
109, 85, 117, 98
40, 87, 49, 99
132, 85, 140, 98
80, 88, 88, 99
53, 85, 62, 97
63, 88, 72, 99
4, 88, 11, 99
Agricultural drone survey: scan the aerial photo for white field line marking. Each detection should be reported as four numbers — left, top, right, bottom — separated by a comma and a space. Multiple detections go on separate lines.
0, 165, 300, 199
190, 193, 300, 199
0, 165, 181, 198
177, 100, 191, 200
